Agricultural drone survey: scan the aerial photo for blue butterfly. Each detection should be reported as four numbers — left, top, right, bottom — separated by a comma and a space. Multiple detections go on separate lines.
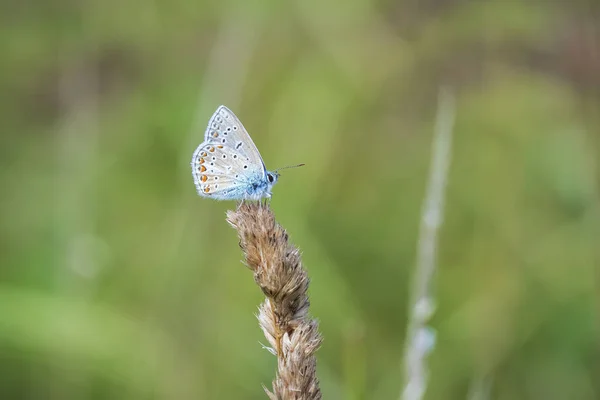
191, 106, 301, 201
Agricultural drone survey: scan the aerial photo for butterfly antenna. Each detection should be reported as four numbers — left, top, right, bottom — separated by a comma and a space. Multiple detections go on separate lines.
274, 163, 305, 173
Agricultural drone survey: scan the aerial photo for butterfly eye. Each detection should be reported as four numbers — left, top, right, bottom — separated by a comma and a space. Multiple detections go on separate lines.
267, 174, 274, 183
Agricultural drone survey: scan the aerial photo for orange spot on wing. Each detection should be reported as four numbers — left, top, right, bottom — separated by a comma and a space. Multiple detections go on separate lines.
204, 187, 210, 193
213, 132, 218, 137
200, 165, 207, 172
209, 147, 215, 152
217, 145, 223, 149
200, 151, 207, 157
201, 175, 207, 182
199, 158, 205, 164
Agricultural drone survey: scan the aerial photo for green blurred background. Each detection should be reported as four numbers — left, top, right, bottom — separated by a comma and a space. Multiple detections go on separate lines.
2, 0, 600, 399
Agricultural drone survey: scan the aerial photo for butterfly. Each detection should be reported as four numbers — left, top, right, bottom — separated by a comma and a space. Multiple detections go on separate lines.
190, 106, 302, 201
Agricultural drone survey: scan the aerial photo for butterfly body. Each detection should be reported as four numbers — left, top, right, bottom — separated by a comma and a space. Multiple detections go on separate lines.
190, 105, 279, 201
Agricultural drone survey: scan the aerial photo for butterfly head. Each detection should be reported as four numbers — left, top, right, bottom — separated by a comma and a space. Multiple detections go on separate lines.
266, 171, 280, 186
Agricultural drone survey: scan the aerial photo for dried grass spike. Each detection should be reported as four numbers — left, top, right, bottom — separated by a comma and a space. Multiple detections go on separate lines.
227, 202, 322, 400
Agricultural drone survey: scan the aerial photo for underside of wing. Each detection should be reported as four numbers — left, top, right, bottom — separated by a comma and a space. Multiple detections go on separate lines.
191, 142, 266, 200
193, 174, 248, 200
203, 105, 265, 167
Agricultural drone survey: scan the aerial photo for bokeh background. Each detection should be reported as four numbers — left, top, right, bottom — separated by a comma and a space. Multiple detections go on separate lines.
2, 0, 600, 399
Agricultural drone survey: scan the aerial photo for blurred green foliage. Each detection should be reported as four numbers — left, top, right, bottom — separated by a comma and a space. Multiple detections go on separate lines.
1, 0, 599, 399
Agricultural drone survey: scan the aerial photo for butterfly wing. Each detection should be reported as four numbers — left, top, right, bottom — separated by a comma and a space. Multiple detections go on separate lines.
203, 105, 266, 171
191, 144, 267, 199
191, 106, 268, 200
